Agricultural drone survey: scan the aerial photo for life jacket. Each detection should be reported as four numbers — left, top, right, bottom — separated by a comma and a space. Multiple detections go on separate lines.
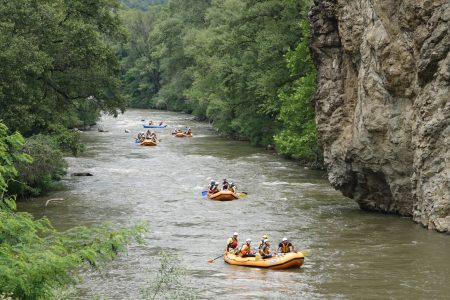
258, 239, 265, 249
229, 238, 238, 249
239, 243, 251, 257
280, 242, 291, 253
260, 244, 270, 255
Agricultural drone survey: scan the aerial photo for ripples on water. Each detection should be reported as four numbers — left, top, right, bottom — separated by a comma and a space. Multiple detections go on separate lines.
19, 109, 450, 299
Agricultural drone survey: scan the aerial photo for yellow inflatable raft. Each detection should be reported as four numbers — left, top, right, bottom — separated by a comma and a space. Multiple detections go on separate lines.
175, 132, 193, 137
140, 139, 157, 146
224, 251, 304, 270
208, 190, 239, 201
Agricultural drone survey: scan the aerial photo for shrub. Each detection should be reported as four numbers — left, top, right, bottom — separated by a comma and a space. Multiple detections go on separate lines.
141, 251, 196, 300
12, 134, 67, 196
49, 125, 85, 156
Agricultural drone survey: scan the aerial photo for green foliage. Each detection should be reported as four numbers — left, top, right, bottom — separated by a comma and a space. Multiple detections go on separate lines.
0, 0, 127, 136
141, 251, 196, 300
0, 210, 149, 300
120, 7, 163, 108
11, 134, 67, 197
120, 0, 320, 162
0, 123, 149, 299
0, 123, 32, 208
184, 0, 304, 145
274, 20, 322, 163
48, 125, 85, 157
121, 0, 166, 10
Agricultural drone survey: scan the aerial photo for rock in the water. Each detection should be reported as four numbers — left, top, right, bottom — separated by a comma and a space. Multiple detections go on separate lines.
309, 0, 449, 233
125, 129, 130, 133
71, 172, 93, 176
98, 125, 108, 132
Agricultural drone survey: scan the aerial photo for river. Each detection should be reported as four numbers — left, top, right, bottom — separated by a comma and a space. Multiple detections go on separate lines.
19, 109, 450, 299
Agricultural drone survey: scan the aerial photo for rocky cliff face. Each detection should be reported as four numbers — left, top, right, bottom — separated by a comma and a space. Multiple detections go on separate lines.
309, 0, 449, 232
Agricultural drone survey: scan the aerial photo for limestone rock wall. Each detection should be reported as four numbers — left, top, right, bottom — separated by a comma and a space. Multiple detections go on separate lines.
309, 0, 449, 232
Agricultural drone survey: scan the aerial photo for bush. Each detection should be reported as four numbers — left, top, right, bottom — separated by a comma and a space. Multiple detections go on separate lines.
12, 134, 67, 196
49, 125, 85, 156
141, 251, 196, 300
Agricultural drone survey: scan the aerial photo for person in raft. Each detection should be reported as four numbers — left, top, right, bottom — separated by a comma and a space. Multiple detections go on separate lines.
149, 120, 153, 125
150, 132, 157, 141
277, 237, 295, 253
145, 130, 152, 139
258, 234, 269, 250
159, 121, 164, 126
222, 178, 229, 191
239, 239, 256, 257
226, 232, 239, 252
208, 180, 219, 194
137, 132, 144, 141
229, 182, 237, 193
259, 239, 272, 259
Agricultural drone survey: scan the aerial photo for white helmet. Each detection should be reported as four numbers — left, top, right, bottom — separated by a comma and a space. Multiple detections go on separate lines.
233, 232, 238, 236
282, 237, 288, 241
246, 238, 252, 243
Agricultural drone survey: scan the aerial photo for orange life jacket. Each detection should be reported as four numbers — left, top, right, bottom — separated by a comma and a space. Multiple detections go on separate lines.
239, 243, 251, 257
280, 242, 291, 253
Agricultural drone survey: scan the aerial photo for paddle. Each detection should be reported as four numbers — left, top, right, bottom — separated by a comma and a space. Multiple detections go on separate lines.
207, 254, 223, 263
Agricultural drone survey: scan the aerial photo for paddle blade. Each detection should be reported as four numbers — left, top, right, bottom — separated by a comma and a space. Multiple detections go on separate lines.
207, 259, 215, 263
299, 250, 309, 257
201, 191, 208, 197
239, 192, 248, 198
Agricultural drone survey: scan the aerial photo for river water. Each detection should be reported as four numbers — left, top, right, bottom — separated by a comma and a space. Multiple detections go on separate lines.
19, 109, 450, 299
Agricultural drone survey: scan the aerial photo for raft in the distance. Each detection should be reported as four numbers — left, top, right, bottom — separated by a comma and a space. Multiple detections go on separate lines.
224, 252, 304, 270
140, 139, 158, 146
175, 132, 193, 137
143, 124, 167, 128
207, 190, 239, 201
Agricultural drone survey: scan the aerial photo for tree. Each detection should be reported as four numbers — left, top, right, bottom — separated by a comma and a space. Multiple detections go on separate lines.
274, 20, 321, 163
120, 7, 163, 108
0, 0, 127, 136
185, 0, 304, 145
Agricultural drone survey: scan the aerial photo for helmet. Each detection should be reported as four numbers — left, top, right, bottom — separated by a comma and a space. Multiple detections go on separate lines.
264, 239, 269, 243
223, 178, 228, 182
282, 237, 288, 241
210, 180, 215, 185
262, 234, 268, 239
233, 232, 238, 236
246, 238, 251, 243
230, 182, 235, 187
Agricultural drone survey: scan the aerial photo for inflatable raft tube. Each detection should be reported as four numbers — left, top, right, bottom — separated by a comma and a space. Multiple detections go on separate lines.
224, 252, 304, 270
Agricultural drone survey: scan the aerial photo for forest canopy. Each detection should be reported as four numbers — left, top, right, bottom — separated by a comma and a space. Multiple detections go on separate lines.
119, 0, 320, 163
